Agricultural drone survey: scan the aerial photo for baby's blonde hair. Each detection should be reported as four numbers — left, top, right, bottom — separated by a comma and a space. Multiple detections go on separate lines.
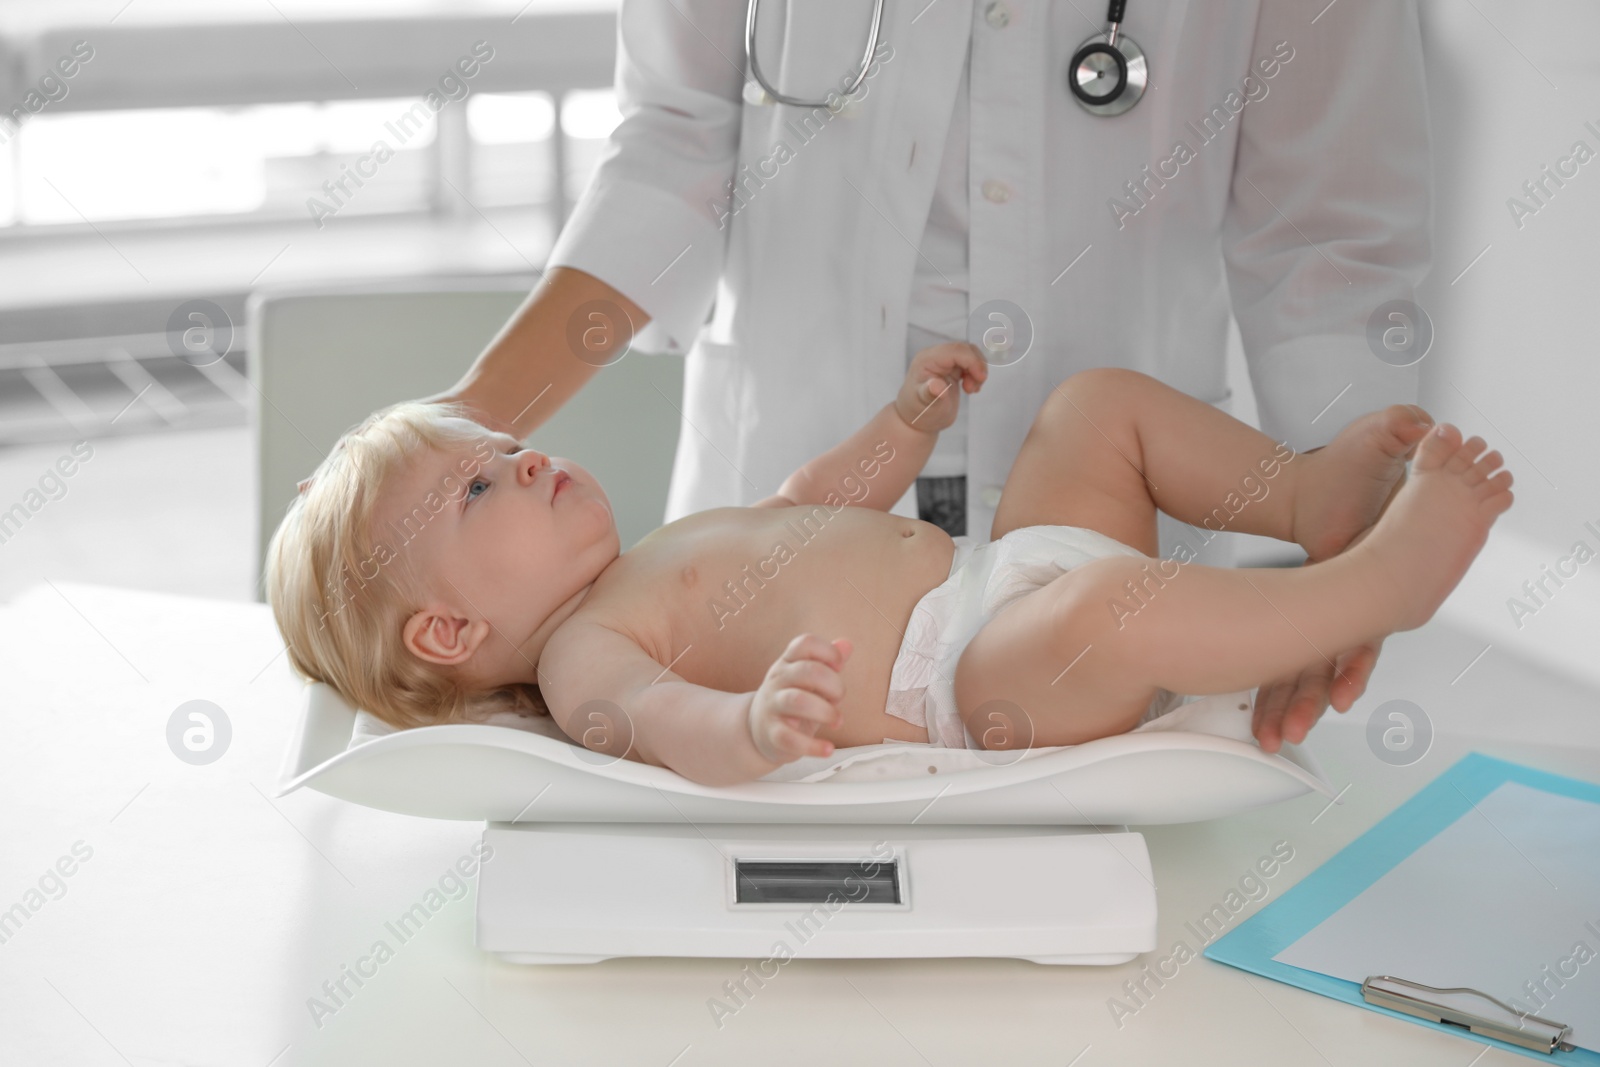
265, 400, 546, 730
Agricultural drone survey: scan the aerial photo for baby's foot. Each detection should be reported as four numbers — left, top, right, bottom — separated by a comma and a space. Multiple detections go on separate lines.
1292, 405, 1435, 561
1354, 424, 1513, 631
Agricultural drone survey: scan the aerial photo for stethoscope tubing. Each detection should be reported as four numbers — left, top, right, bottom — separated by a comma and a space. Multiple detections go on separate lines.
743, 0, 1141, 115
745, 0, 887, 108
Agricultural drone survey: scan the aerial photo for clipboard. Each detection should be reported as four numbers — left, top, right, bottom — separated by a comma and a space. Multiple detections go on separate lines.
1205, 752, 1600, 1063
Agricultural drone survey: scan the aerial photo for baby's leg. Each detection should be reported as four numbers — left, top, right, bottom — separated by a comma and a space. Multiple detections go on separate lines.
991, 367, 1431, 560
957, 424, 1513, 747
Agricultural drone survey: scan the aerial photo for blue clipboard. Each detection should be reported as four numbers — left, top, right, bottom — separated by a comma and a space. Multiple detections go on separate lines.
1205, 752, 1600, 1063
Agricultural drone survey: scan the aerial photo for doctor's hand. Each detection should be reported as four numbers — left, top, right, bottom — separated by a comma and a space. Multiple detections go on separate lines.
1252, 636, 1383, 753
1252, 505, 1391, 752
415, 385, 520, 440
748, 635, 853, 765
895, 342, 989, 435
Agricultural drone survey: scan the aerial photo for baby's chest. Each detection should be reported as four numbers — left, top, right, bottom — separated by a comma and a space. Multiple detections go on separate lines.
627, 542, 935, 694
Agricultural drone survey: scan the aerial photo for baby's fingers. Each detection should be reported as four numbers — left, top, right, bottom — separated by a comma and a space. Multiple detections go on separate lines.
950, 342, 990, 389
761, 703, 838, 764
923, 343, 988, 381
917, 373, 959, 406
804, 733, 836, 758
764, 716, 835, 760
781, 632, 849, 671
772, 686, 840, 730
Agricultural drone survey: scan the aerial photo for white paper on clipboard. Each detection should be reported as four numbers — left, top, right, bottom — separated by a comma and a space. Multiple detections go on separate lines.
1273, 781, 1600, 1051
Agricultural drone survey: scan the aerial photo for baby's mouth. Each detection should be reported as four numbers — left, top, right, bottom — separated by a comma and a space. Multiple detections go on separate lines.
552, 470, 572, 498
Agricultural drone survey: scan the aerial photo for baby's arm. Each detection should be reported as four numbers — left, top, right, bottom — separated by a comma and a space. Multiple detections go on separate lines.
538, 620, 841, 787
759, 343, 988, 511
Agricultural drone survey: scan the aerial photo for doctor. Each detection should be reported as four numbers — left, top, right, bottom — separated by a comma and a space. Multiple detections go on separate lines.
434, 0, 1432, 751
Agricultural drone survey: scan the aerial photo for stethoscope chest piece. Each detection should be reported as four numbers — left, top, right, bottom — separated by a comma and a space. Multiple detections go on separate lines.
1069, 1, 1147, 116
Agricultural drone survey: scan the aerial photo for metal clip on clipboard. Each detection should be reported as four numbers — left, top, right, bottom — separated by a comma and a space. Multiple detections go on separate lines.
1361, 975, 1576, 1054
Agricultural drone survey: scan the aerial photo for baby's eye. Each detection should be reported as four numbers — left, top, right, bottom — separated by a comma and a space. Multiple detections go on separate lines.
467, 477, 489, 500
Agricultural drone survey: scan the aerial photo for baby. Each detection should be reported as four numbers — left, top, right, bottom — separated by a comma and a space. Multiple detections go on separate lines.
266, 345, 1512, 787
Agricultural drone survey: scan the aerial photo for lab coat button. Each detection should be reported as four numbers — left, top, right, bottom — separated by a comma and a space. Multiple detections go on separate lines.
981, 179, 1011, 204
984, 2, 1010, 28
981, 485, 1003, 508
742, 80, 769, 106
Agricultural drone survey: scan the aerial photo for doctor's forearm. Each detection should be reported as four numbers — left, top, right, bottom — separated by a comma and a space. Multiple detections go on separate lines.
777, 403, 936, 512
445, 267, 650, 440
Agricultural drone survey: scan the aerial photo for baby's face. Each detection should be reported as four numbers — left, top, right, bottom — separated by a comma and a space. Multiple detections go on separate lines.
374, 419, 618, 683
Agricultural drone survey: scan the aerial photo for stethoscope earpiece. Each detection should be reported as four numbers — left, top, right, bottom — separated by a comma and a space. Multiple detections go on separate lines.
1069, 0, 1147, 116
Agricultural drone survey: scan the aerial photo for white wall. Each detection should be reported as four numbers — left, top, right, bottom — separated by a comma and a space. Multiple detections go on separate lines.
1415, 0, 1600, 690
1227, 0, 1600, 688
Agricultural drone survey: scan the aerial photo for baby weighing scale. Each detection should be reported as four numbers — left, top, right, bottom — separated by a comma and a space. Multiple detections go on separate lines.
280, 682, 1331, 965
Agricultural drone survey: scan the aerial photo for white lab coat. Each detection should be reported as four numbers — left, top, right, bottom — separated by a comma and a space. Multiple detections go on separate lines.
547, 0, 1431, 545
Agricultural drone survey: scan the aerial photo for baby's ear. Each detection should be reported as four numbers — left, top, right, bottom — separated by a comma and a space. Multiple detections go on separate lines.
402, 605, 489, 666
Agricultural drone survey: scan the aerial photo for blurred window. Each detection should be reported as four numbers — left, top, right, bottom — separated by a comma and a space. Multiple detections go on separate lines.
3, 88, 621, 228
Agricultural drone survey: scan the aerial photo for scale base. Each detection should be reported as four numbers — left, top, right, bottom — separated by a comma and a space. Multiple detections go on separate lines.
477, 822, 1157, 966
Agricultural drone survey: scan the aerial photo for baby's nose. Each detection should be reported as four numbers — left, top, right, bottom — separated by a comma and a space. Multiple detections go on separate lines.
516, 450, 548, 485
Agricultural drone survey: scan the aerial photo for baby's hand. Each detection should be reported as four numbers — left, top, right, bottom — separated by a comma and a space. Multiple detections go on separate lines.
749, 634, 852, 765
894, 342, 988, 435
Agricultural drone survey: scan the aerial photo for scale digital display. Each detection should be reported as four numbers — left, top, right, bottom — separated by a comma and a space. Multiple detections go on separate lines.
733, 859, 901, 904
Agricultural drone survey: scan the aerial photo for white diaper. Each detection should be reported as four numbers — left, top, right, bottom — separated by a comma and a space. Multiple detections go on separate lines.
885, 524, 1187, 749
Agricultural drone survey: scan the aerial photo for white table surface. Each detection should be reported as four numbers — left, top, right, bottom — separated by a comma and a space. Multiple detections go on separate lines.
2, 581, 1597, 1067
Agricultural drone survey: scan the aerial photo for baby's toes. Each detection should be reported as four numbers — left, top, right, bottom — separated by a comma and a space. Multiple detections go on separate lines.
1478, 470, 1515, 514
1413, 423, 1462, 471
1384, 404, 1435, 452
1464, 448, 1503, 487
1446, 435, 1486, 474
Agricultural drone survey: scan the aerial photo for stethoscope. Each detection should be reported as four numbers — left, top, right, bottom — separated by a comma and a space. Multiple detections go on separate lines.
744, 0, 887, 108
1068, 0, 1147, 116
744, 0, 1146, 116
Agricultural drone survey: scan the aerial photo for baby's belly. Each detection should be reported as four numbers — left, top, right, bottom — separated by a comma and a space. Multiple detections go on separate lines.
662, 514, 956, 749
781, 559, 951, 749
